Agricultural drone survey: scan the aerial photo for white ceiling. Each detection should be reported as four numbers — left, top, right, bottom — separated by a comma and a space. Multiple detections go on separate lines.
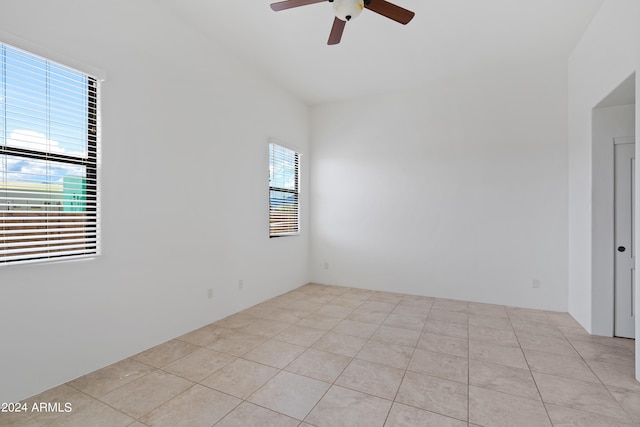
156, 0, 605, 105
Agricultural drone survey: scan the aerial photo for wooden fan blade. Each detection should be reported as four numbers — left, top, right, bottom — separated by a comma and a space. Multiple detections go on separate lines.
327, 17, 346, 45
365, 0, 414, 24
270, 0, 326, 12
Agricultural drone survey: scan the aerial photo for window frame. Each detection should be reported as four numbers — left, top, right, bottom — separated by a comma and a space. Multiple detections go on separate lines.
268, 141, 300, 238
0, 42, 101, 266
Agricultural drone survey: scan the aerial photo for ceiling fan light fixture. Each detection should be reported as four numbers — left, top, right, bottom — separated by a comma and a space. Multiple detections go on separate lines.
332, 0, 364, 21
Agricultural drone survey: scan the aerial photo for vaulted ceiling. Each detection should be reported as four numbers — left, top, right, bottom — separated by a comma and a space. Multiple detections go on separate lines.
156, 0, 605, 105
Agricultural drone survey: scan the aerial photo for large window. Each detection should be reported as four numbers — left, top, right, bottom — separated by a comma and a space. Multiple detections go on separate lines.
269, 142, 299, 237
0, 43, 101, 265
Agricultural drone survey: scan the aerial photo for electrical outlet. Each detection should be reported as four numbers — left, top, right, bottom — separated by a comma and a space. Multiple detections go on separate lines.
532, 279, 540, 289
207, 288, 213, 299
238, 279, 244, 290
323, 262, 329, 270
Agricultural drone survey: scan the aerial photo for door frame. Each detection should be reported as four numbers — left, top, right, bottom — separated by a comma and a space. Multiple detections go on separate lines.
613, 136, 636, 337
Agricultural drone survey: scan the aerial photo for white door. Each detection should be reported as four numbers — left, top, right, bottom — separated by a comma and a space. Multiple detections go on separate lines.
614, 139, 635, 339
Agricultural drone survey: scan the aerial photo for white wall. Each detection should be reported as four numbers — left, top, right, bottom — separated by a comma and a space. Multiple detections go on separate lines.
0, 0, 310, 402
568, 0, 639, 380
309, 60, 569, 311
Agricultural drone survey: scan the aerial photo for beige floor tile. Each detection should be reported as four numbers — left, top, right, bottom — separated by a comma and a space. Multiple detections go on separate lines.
545, 403, 638, 427
297, 312, 343, 330
469, 359, 540, 400
469, 324, 519, 347
285, 348, 352, 382
342, 288, 375, 299
289, 300, 326, 312
99, 370, 193, 418
429, 309, 468, 325
615, 337, 636, 352
241, 319, 291, 338
305, 385, 392, 427
523, 349, 599, 383
516, 333, 580, 357
215, 401, 299, 427
511, 319, 564, 339
163, 347, 236, 382
358, 300, 396, 314
571, 340, 636, 367
371, 325, 421, 347
532, 371, 631, 420
432, 299, 469, 313
132, 339, 198, 368
247, 371, 330, 420
383, 313, 427, 331
587, 360, 640, 392
469, 340, 528, 370
302, 293, 339, 305
273, 324, 327, 347
335, 359, 404, 400
0, 406, 40, 426
14, 284, 639, 427
398, 294, 434, 307
467, 302, 508, 318
396, 371, 468, 420
384, 402, 467, 427
608, 385, 640, 422
424, 319, 468, 339
316, 303, 355, 318
312, 331, 368, 357
66, 358, 155, 398
242, 339, 306, 369
392, 303, 431, 317
417, 332, 468, 358
46, 399, 135, 427
408, 348, 468, 384
214, 312, 258, 329
370, 292, 404, 304
332, 319, 379, 338
139, 384, 240, 427
177, 324, 229, 347
356, 340, 413, 370
331, 296, 368, 309
201, 359, 278, 399
469, 385, 551, 427
205, 330, 267, 356
468, 314, 513, 331
251, 305, 311, 323
561, 327, 634, 350
348, 310, 389, 324
545, 312, 583, 328
506, 307, 552, 323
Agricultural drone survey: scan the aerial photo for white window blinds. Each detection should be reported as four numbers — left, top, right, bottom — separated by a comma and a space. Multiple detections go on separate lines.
0, 43, 101, 265
269, 142, 299, 237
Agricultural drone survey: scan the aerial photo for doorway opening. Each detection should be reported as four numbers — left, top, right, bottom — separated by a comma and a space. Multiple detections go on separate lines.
591, 73, 636, 337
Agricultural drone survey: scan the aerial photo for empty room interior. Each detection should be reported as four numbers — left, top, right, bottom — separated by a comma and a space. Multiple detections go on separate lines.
1, 0, 639, 426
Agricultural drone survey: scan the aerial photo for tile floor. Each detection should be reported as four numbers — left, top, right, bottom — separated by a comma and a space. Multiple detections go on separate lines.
2, 283, 639, 427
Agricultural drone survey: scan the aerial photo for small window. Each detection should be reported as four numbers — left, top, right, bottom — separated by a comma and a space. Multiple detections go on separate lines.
269, 142, 299, 237
0, 43, 101, 265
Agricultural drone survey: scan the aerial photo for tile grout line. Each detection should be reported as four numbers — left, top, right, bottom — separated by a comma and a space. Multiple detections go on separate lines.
508, 308, 553, 426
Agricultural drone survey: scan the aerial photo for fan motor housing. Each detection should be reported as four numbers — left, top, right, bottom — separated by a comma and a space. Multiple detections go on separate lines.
332, 0, 364, 21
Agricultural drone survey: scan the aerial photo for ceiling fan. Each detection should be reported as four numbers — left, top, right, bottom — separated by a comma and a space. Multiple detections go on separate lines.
270, 0, 415, 45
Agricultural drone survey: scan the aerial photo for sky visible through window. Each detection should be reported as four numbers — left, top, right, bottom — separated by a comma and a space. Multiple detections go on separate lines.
269, 143, 297, 191
1, 43, 89, 189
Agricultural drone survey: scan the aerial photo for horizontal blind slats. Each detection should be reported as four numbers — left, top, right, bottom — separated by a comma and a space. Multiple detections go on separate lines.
269, 142, 299, 237
1, 42, 101, 265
